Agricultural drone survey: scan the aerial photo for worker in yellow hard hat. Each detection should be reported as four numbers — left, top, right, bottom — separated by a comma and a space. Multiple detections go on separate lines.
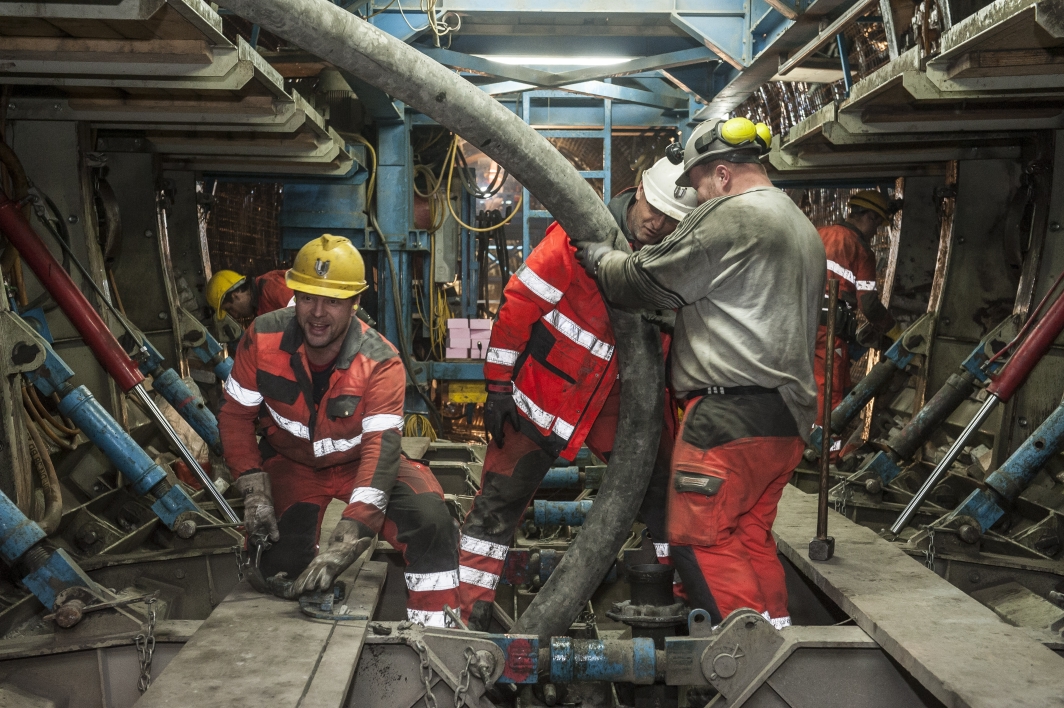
218, 234, 461, 626
205, 268, 295, 322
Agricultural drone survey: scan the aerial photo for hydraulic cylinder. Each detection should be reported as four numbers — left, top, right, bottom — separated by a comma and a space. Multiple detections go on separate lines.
0, 490, 98, 609
944, 401, 1064, 534
532, 500, 593, 527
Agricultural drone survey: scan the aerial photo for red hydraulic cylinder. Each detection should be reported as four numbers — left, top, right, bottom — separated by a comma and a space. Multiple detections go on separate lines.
988, 286, 1064, 401
0, 192, 144, 391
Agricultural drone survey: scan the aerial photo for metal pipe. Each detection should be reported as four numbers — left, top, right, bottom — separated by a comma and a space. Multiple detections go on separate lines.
131, 384, 238, 523
817, 280, 838, 541
221, 0, 661, 639
889, 394, 999, 536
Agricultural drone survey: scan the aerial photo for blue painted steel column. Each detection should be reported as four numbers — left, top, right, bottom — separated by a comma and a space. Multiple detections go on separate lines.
603, 97, 612, 200
376, 110, 415, 348
521, 92, 532, 263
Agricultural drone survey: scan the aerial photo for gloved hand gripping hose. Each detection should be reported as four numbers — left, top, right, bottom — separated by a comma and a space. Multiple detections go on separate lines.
220, 0, 663, 639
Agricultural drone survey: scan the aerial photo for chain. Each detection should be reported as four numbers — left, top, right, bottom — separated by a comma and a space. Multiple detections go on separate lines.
135, 597, 157, 693
233, 545, 248, 582
925, 527, 936, 570
833, 482, 850, 517
415, 639, 439, 708
453, 647, 476, 708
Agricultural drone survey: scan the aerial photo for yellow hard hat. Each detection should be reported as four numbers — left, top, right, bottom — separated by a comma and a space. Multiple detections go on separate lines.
205, 270, 246, 321
849, 190, 891, 220
286, 234, 368, 299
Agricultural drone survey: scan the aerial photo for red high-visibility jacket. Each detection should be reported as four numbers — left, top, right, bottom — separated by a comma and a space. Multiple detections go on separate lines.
254, 270, 296, 316
818, 223, 877, 303
218, 309, 404, 527
484, 222, 623, 460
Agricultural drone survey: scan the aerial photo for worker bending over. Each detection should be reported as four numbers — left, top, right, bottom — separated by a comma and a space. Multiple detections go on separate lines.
577, 118, 825, 629
206, 268, 294, 322
815, 190, 901, 418
218, 235, 461, 626
458, 157, 697, 630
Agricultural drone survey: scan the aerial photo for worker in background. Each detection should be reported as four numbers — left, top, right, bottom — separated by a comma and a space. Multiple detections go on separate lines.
457, 157, 698, 630
218, 235, 461, 626
206, 268, 294, 322
576, 118, 825, 630
815, 190, 902, 421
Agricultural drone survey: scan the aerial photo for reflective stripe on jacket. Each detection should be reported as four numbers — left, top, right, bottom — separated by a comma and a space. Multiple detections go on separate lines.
484, 221, 618, 460
817, 223, 877, 302
218, 309, 404, 481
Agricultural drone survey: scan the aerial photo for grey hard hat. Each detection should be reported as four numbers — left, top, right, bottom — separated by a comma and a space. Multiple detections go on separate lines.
675, 118, 769, 188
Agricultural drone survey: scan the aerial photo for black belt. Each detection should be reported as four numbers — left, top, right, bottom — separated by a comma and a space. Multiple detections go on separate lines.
683, 385, 777, 401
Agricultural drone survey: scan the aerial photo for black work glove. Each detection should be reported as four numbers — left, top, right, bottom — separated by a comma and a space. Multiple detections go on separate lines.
292, 518, 372, 594
484, 381, 519, 448
572, 240, 614, 279
642, 310, 676, 336
234, 469, 280, 543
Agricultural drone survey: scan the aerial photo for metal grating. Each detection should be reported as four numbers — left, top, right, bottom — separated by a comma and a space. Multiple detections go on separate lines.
204, 182, 287, 278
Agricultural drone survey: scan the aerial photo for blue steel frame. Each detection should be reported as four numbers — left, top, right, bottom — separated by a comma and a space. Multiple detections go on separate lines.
520, 92, 612, 259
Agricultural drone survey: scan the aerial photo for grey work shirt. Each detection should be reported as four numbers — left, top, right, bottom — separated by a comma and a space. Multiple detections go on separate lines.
596, 186, 826, 438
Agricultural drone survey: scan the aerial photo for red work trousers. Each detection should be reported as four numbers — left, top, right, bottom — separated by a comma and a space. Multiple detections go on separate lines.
667, 394, 804, 628
458, 380, 675, 621
261, 455, 460, 627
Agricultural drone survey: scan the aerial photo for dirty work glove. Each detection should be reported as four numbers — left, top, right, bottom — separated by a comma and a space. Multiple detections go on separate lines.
573, 240, 614, 279
234, 469, 280, 543
484, 381, 519, 449
292, 518, 373, 594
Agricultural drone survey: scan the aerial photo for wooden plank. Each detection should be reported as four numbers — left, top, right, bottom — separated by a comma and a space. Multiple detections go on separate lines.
773, 485, 1064, 708
298, 563, 387, 706
136, 562, 388, 708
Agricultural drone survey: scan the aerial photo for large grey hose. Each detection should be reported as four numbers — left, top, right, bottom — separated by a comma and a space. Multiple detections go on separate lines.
221, 0, 664, 638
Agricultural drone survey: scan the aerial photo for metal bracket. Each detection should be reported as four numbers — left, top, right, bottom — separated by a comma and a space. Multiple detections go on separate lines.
0, 312, 48, 377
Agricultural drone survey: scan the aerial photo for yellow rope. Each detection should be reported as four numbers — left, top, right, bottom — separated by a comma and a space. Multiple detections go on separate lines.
404, 413, 437, 440
444, 136, 522, 232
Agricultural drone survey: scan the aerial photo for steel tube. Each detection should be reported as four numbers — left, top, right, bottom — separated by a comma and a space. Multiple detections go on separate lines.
817, 280, 838, 540
133, 384, 239, 523
889, 394, 999, 535
222, 0, 662, 639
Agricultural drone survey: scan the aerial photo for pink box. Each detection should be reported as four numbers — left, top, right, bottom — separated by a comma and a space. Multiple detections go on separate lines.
469, 340, 488, 358
468, 319, 493, 331
447, 335, 471, 349
445, 347, 470, 359
446, 318, 469, 331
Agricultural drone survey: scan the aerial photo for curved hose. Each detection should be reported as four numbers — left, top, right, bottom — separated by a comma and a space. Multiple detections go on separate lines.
22, 387, 77, 451
223, 0, 663, 638
24, 409, 62, 535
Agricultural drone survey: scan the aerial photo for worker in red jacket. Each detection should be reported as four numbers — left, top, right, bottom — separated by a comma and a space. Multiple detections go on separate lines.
457, 157, 698, 630
206, 268, 295, 321
816, 191, 902, 434
218, 235, 461, 626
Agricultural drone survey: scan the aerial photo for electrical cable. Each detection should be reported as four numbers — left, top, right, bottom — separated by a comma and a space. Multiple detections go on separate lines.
23, 401, 62, 535
21, 386, 77, 451
444, 137, 522, 232
353, 129, 442, 431
372, 210, 443, 431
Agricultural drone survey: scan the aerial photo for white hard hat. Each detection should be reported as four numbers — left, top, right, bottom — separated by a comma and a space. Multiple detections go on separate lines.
640, 157, 699, 221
